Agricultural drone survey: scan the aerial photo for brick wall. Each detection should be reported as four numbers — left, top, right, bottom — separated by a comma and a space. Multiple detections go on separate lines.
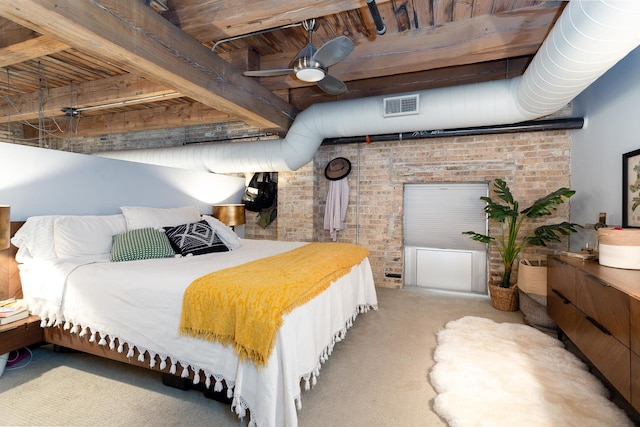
259, 130, 572, 289
68, 121, 273, 154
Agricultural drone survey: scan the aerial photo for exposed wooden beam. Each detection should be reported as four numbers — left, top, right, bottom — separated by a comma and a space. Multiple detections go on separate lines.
0, 35, 69, 68
0, 17, 38, 47
250, 5, 559, 91
0, 74, 181, 123
25, 101, 234, 138
0, 0, 296, 133
163, 0, 392, 42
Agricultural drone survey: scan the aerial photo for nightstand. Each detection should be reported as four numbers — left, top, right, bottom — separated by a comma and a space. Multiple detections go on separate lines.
0, 315, 43, 354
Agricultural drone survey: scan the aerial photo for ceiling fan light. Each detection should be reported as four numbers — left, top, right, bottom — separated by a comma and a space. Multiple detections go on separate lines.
296, 67, 325, 82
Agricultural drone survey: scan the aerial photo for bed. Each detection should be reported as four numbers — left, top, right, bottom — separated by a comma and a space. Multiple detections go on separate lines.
11, 206, 378, 427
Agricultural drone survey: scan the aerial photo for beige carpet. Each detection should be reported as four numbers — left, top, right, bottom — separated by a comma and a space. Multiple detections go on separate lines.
0, 287, 624, 426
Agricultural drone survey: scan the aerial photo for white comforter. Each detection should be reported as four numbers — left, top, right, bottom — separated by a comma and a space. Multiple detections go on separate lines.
19, 239, 378, 427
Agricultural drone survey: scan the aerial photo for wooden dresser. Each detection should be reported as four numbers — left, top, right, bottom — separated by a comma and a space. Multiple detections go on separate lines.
547, 254, 640, 411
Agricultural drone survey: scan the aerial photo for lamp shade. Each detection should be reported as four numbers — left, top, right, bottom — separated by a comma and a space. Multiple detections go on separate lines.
212, 204, 246, 227
0, 205, 10, 250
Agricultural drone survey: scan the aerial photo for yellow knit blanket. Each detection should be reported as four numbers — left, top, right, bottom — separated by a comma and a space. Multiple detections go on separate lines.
179, 242, 369, 367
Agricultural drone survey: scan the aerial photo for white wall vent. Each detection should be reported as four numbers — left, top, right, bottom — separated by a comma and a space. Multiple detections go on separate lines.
383, 94, 419, 117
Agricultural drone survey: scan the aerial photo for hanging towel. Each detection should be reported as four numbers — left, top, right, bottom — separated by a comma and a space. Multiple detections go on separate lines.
323, 177, 349, 241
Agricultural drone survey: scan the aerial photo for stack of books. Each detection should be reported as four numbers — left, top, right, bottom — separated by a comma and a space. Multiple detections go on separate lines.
0, 298, 29, 325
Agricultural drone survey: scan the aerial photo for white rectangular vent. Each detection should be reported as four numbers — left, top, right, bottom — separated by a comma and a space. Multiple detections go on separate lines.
383, 94, 419, 117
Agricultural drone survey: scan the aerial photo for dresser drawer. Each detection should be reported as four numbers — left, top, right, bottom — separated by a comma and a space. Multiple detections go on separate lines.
574, 311, 631, 401
576, 270, 629, 347
631, 297, 640, 354
547, 256, 576, 302
547, 284, 579, 341
632, 351, 640, 412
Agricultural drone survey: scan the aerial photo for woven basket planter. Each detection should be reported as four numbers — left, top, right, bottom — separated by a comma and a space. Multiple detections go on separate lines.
517, 259, 547, 295
489, 283, 519, 311
515, 258, 556, 331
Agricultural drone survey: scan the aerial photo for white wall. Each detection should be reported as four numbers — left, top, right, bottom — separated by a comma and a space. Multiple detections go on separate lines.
569, 46, 640, 250
0, 142, 245, 220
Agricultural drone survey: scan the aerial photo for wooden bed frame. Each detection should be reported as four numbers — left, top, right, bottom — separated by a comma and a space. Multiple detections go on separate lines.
0, 222, 24, 301
1, 221, 229, 400
44, 322, 230, 400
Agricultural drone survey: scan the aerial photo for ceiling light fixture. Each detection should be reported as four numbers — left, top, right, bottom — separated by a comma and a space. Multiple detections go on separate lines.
296, 68, 325, 82
243, 19, 352, 94
294, 56, 326, 82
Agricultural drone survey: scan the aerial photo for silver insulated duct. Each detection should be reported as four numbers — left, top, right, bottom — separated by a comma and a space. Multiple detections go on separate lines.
96, 1, 640, 174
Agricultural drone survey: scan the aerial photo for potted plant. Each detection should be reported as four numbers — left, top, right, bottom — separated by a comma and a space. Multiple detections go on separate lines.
463, 179, 579, 311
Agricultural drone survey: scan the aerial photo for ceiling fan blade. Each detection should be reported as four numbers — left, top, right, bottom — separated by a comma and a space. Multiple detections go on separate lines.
316, 74, 347, 95
243, 68, 293, 77
313, 36, 354, 68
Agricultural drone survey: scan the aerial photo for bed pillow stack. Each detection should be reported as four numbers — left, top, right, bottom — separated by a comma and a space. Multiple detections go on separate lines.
115, 205, 241, 261
11, 205, 242, 263
112, 205, 203, 262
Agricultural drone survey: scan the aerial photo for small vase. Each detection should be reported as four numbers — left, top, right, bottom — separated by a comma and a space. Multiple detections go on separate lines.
489, 283, 519, 311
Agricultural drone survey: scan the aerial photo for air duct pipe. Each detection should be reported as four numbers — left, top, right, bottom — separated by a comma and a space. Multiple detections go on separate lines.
96, 1, 640, 174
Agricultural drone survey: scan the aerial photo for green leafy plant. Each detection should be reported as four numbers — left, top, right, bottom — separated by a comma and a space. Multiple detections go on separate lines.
463, 179, 580, 288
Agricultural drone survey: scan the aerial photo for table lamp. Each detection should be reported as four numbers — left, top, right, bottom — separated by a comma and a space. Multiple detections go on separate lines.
0, 205, 10, 250
212, 204, 246, 230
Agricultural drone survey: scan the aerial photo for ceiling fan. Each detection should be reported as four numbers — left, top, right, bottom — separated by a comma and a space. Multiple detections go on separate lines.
243, 19, 354, 95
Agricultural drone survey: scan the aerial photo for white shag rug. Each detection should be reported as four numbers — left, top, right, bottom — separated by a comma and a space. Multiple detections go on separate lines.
429, 316, 634, 427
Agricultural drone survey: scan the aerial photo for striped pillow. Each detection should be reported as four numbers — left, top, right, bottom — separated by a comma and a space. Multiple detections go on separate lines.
110, 227, 175, 262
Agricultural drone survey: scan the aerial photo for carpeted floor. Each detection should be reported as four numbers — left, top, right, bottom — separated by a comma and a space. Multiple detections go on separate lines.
0, 287, 633, 426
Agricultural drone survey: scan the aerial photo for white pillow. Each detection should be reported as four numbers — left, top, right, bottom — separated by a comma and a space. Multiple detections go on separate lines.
11, 215, 57, 262
54, 214, 127, 258
202, 215, 241, 250
120, 206, 201, 230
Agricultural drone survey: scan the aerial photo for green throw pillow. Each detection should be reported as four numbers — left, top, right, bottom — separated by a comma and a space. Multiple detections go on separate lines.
111, 227, 175, 262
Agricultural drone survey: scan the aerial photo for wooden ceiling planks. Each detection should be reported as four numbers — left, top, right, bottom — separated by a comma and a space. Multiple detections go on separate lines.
0, 0, 566, 141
